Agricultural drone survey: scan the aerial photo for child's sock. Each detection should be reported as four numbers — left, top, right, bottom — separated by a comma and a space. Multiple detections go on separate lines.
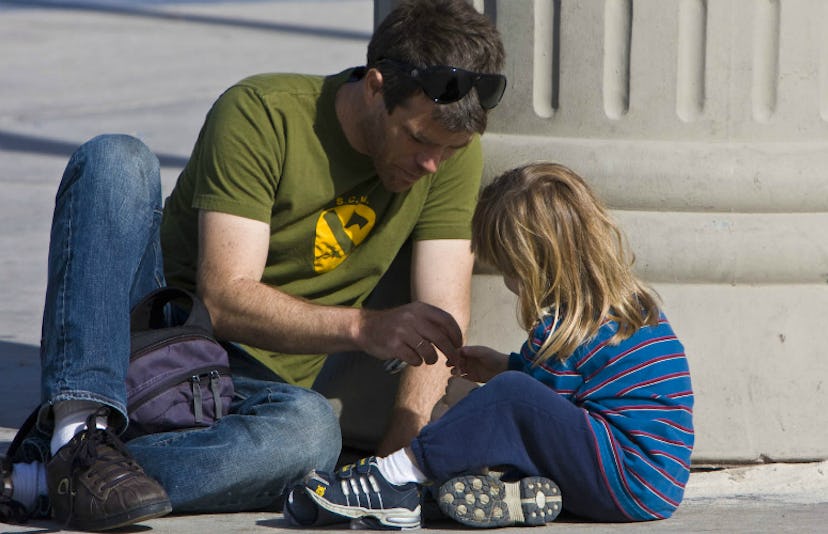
51, 400, 107, 455
9, 461, 47, 512
376, 448, 428, 486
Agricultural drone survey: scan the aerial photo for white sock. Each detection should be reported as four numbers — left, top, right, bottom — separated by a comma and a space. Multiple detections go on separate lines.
50, 400, 107, 455
10, 461, 47, 511
376, 449, 428, 486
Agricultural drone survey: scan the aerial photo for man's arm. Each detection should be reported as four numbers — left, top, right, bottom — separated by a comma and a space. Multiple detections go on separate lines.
196, 210, 463, 366
376, 238, 475, 455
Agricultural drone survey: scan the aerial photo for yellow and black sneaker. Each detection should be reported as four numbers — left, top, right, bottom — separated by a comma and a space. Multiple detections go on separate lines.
299, 457, 422, 530
284, 477, 350, 528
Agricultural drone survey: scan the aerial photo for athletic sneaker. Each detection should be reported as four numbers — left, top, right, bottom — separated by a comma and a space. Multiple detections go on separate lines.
300, 456, 422, 530
47, 408, 172, 531
283, 480, 349, 528
438, 474, 562, 527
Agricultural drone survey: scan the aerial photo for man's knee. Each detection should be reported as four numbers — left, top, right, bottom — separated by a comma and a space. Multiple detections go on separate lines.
83, 133, 156, 164
288, 387, 342, 470
64, 134, 161, 203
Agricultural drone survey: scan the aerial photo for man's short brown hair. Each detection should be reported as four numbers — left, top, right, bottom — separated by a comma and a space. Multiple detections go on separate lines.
367, 0, 506, 134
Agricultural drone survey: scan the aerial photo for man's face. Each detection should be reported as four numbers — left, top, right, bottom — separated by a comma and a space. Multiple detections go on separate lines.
364, 94, 473, 192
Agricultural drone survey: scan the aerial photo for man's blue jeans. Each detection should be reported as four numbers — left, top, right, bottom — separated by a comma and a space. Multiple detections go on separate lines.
36, 134, 341, 511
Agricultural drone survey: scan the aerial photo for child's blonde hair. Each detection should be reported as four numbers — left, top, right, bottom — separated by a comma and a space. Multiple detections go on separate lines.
471, 162, 660, 362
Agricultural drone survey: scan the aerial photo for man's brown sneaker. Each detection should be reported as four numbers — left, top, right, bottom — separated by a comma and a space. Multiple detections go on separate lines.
47, 408, 172, 531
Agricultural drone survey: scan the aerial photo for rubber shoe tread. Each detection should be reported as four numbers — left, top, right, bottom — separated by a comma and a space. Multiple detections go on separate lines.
438, 474, 561, 527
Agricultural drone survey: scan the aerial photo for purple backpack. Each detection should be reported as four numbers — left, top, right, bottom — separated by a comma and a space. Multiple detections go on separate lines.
125, 287, 234, 440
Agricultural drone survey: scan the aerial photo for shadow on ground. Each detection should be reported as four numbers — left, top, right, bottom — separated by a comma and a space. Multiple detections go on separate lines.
0, 340, 41, 428
0, 129, 191, 168
0, 0, 373, 41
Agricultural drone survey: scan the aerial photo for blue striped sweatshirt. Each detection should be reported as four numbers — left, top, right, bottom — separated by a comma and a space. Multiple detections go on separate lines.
508, 312, 694, 520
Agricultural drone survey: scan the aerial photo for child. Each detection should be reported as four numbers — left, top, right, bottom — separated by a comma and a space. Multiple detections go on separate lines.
285, 162, 694, 529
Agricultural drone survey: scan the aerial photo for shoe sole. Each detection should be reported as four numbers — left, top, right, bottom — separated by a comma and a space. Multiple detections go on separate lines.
306, 488, 421, 530
438, 475, 561, 527
68, 499, 172, 532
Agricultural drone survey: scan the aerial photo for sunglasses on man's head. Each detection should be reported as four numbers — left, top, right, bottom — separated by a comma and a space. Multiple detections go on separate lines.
379, 58, 507, 110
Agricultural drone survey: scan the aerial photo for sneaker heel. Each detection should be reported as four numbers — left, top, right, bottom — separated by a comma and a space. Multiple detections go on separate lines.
519, 476, 562, 525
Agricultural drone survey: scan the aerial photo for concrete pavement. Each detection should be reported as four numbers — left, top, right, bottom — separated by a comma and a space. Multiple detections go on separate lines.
1, 1, 827, 532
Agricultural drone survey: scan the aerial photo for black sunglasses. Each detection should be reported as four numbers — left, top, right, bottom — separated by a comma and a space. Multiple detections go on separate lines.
379, 58, 507, 110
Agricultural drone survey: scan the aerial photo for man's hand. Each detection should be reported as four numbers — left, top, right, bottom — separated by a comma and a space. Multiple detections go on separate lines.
452, 345, 509, 383
356, 301, 463, 367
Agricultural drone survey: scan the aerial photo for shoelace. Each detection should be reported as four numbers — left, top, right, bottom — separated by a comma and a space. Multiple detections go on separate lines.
63, 411, 143, 526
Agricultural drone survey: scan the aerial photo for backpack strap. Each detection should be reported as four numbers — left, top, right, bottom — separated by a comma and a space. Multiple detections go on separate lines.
130, 287, 214, 335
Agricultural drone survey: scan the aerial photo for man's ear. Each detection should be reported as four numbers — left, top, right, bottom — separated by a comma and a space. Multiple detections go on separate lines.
364, 67, 385, 103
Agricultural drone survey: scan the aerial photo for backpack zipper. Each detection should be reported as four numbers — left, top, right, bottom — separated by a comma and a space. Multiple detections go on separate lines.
128, 365, 230, 415
129, 332, 216, 361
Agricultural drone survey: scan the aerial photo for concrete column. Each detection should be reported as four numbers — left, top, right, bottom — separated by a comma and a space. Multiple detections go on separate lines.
376, 0, 828, 462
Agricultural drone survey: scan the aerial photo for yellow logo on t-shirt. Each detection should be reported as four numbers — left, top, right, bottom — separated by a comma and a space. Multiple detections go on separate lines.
314, 198, 376, 273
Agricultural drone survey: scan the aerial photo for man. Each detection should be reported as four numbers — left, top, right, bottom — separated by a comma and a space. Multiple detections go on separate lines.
1, 0, 506, 530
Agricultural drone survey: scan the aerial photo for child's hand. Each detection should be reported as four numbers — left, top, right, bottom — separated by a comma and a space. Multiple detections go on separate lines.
451, 345, 509, 383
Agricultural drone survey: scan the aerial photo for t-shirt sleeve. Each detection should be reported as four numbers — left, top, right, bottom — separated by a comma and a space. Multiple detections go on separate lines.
411, 135, 483, 241
189, 84, 284, 223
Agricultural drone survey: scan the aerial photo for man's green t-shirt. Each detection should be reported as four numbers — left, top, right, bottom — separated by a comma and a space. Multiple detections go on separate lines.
160, 69, 482, 387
